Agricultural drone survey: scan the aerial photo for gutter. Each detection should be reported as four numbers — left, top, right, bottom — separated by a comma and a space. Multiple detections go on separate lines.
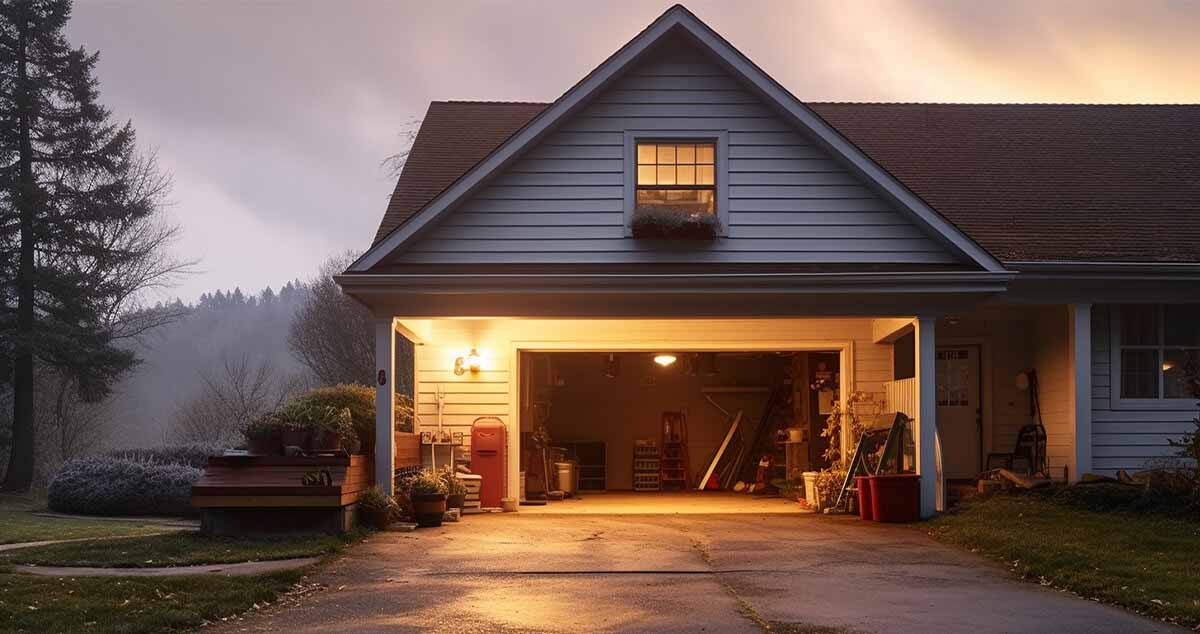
334, 270, 1015, 295
1007, 261, 1200, 280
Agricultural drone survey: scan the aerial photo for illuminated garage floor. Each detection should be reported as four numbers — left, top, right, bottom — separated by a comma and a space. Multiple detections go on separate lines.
517, 490, 805, 514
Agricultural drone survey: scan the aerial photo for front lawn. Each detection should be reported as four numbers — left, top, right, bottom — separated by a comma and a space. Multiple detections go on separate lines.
928, 489, 1200, 627
0, 568, 306, 633
0, 495, 170, 545
1, 531, 357, 568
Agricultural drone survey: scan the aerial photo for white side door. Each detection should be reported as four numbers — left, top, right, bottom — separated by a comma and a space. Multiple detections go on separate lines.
935, 346, 981, 479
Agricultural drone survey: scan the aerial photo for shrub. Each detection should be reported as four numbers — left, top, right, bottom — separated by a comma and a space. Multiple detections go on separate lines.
279, 399, 355, 450
104, 442, 226, 469
399, 469, 447, 497
48, 455, 202, 516
286, 384, 374, 451
439, 467, 467, 496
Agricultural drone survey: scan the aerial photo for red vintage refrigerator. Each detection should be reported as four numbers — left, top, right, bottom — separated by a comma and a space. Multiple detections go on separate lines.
471, 417, 507, 508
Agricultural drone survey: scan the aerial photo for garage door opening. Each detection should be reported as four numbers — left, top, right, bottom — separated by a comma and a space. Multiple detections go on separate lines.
518, 349, 841, 513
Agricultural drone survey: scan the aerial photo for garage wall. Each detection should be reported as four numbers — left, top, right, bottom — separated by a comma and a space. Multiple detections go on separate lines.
406, 317, 892, 495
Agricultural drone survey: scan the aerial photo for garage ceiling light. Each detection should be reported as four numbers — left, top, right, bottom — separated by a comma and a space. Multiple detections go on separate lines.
653, 353, 677, 367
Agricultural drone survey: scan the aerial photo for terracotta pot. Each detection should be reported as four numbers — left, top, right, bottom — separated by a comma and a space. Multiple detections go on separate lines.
446, 493, 466, 510
281, 428, 308, 451
308, 428, 342, 454
411, 493, 447, 528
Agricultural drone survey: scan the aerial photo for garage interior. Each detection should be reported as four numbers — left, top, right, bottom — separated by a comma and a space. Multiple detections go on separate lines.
518, 349, 841, 511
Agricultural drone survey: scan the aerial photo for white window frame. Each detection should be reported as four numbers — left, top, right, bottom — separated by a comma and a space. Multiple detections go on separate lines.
622, 130, 729, 237
1109, 304, 1200, 411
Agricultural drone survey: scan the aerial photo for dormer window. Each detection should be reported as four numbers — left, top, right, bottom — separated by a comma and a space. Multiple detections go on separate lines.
635, 142, 716, 215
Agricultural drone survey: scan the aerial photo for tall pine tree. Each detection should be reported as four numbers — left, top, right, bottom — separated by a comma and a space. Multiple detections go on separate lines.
0, 0, 180, 490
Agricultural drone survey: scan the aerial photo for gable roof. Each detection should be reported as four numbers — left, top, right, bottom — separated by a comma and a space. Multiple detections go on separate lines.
350, 4, 1004, 273
380, 101, 1200, 265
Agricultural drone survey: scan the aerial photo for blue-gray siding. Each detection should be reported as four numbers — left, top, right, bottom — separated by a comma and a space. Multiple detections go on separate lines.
1091, 305, 1193, 474
391, 43, 958, 266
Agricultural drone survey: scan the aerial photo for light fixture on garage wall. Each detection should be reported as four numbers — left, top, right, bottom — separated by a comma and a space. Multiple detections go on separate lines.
653, 353, 677, 367
454, 348, 481, 376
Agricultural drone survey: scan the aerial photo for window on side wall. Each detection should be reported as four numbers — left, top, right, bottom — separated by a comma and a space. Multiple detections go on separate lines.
1116, 304, 1200, 401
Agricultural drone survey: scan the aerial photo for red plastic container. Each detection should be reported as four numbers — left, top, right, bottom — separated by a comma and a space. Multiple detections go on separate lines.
471, 417, 507, 509
855, 475, 874, 521
869, 473, 920, 523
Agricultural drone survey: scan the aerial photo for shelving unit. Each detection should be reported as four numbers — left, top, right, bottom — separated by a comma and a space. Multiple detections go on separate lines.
633, 439, 661, 492
660, 412, 690, 491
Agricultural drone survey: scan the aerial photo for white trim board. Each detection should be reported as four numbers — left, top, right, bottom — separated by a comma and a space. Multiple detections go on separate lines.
349, 5, 1005, 274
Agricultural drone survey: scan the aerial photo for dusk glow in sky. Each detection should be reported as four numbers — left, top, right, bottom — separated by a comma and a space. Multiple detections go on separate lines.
65, 1, 1200, 301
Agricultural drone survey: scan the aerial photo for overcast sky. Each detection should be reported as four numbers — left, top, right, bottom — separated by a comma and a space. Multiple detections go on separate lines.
66, 0, 1200, 303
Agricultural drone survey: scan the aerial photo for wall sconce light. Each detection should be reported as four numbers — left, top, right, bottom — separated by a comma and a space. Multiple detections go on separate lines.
454, 348, 482, 376
653, 353, 677, 367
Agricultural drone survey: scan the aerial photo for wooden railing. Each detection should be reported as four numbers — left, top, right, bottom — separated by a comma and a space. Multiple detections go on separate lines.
394, 432, 421, 469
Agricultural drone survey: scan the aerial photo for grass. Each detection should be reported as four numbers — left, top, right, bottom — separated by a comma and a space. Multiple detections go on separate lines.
0, 568, 307, 633
0, 495, 172, 545
928, 489, 1200, 627
0, 531, 358, 568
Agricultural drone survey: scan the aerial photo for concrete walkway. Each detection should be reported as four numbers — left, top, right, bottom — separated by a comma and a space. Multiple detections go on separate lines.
210, 512, 1182, 634
14, 556, 320, 577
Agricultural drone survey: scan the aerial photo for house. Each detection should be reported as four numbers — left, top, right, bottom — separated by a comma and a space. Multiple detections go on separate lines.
337, 5, 1200, 518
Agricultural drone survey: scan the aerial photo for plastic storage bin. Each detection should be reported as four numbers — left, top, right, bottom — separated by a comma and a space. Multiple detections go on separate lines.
868, 473, 920, 523
855, 475, 874, 521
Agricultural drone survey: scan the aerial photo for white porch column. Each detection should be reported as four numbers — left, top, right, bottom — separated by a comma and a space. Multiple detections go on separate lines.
1070, 304, 1093, 481
375, 319, 397, 495
914, 316, 940, 518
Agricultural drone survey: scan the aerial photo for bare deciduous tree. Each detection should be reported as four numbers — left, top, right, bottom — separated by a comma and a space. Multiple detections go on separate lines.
288, 252, 375, 386
172, 353, 303, 445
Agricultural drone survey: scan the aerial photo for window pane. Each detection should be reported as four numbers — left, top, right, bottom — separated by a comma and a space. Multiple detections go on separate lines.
637, 144, 657, 165
1121, 348, 1159, 399
1164, 305, 1200, 346
677, 165, 695, 185
697, 164, 715, 185
1163, 349, 1200, 399
1121, 305, 1159, 346
677, 144, 696, 164
657, 145, 676, 164
696, 144, 715, 164
656, 165, 676, 185
637, 165, 657, 186
636, 189, 715, 214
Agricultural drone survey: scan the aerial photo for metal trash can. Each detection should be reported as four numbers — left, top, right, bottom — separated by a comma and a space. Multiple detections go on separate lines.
554, 461, 578, 497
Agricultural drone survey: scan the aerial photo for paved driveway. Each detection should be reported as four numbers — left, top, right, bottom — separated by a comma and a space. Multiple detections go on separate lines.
217, 513, 1179, 633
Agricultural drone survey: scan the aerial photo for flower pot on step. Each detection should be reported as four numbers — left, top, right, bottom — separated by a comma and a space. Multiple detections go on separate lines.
281, 427, 308, 452
411, 493, 447, 527
308, 428, 342, 454
247, 427, 283, 456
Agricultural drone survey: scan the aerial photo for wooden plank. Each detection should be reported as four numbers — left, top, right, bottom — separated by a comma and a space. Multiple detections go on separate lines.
728, 145, 825, 160
491, 172, 623, 187
459, 199, 623, 213
442, 212, 622, 227
524, 145, 623, 160
192, 495, 345, 508
581, 103, 774, 118
507, 159, 623, 174
728, 172, 859, 186
475, 185, 623, 201
729, 185, 875, 199
597, 89, 758, 104
729, 198, 894, 213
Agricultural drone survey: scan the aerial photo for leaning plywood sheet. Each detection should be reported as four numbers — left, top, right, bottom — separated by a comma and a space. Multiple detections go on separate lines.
697, 411, 743, 490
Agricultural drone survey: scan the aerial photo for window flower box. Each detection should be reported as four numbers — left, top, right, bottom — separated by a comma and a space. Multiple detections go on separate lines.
631, 206, 719, 240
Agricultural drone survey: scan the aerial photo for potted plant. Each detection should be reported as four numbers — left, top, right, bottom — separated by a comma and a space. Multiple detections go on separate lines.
242, 414, 283, 455
630, 206, 719, 239
279, 420, 309, 452
402, 469, 448, 528
359, 485, 397, 530
440, 467, 467, 510
308, 406, 354, 454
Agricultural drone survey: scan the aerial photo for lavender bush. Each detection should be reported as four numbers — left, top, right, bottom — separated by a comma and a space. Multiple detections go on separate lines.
104, 442, 226, 469
48, 455, 204, 516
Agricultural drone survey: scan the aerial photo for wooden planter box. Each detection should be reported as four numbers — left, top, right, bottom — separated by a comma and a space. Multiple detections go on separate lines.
192, 454, 371, 534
